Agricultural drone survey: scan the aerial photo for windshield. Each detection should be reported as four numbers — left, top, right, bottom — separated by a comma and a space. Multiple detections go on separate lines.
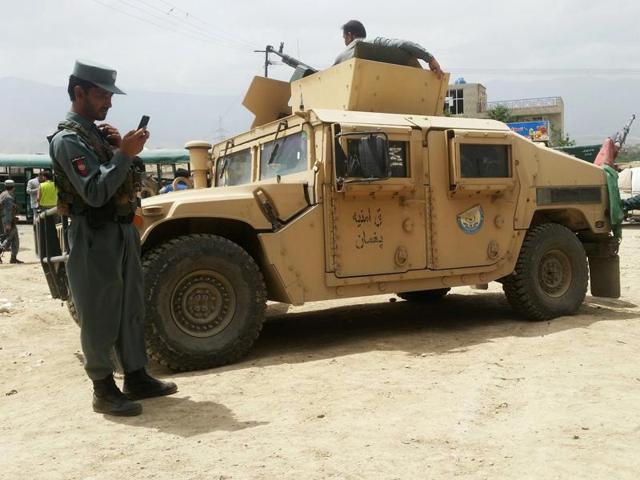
260, 131, 308, 180
215, 149, 252, 186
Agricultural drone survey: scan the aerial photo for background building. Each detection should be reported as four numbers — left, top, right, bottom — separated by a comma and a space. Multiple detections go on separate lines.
446, 80, 565, 144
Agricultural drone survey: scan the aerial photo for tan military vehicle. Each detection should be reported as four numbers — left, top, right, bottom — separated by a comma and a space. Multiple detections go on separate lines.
135, 46, 620, 371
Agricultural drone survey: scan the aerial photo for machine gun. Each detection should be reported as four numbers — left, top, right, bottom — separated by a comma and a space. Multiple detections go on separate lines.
613, 114, 636, 150
255, 43, 318, 81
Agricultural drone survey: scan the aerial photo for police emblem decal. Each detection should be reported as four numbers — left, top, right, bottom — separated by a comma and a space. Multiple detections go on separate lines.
71, 156, 88, 177
457, 205, 484, 234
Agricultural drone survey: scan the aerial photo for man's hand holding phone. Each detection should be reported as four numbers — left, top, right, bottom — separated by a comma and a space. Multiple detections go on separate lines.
121, 115, 150, 158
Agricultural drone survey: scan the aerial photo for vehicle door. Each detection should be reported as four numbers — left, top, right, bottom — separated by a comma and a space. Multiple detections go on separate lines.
426, 129, 519, 270
325, 124, 427, 278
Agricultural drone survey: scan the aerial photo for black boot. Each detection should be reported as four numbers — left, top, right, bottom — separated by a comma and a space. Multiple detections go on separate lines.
123, 369, 178, 400
93, 374, 142, 416
9, 257, 23, 264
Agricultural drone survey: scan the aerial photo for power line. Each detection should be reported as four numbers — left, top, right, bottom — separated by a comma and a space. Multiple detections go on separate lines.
114, 0, 240, 48
89, 0, 247, 49
131, 0, 255, 50
151, 0, 259, 49
449, 67, 640, 76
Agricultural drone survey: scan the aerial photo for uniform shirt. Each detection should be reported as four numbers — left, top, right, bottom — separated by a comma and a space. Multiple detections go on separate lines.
49, 112, 133, 209
38, 180, 58, 208
334, 37, 434, 65
26, 177, 40, 208
0, 190, 16, 228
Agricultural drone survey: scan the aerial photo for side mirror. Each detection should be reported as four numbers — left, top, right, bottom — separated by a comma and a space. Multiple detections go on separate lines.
355, 134, 390, 178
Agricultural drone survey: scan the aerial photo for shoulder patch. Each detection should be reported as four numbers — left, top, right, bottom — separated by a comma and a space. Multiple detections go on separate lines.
71, 156, 88, 177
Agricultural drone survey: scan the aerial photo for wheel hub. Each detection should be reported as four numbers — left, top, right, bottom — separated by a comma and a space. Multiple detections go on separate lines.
538, 249, 572, 297
171, 270, 236, 338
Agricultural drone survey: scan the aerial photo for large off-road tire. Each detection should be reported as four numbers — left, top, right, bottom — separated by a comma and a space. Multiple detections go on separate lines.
503, 223, 588, 321
142, 234, 267, 371
397, 288, 451, 302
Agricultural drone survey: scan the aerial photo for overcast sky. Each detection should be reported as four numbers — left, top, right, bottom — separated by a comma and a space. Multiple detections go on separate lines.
2, 0, 640, 142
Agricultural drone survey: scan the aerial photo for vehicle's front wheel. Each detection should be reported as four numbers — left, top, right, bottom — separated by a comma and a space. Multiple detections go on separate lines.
503, 223, 588, 320
143, 234, 267, 371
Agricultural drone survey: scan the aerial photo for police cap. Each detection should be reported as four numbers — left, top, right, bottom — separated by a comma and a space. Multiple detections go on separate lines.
4, 179, 15, 187
72, 60, 126, 95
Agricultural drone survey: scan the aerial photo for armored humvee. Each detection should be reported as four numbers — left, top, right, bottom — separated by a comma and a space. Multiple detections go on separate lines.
37, 45, 618, 372
132, 46, 621, 371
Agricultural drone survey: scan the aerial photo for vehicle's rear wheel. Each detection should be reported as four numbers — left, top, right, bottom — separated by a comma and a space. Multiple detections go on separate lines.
503, 223, 588, 320
142, 234, 266, 371
397, 288, 450, 302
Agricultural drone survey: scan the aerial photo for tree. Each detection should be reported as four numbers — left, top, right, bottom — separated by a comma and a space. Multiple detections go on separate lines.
487, 104, 513, 123
551, 129, 576, 148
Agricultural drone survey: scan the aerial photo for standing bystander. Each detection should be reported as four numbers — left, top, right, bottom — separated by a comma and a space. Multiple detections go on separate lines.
37, 171, 58, 211
26, 172, 43, 222
0, 179, 23, 264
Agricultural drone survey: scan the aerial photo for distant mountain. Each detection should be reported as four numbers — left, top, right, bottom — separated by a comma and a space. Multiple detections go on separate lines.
2, 75, 638, 153
0, 77, 253, 153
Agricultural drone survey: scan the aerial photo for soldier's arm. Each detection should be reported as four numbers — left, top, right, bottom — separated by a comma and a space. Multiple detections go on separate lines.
51, 132, 133, 208
372, 37, 434, 62
622, 194, 640, 211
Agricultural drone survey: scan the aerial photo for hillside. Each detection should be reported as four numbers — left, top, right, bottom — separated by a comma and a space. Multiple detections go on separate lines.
0, 77, 253, 153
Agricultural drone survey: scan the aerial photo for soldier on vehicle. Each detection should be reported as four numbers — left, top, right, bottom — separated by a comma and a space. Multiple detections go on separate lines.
48, 60, 177, 416
334, 19, 444, 79
0, 179, 22, 264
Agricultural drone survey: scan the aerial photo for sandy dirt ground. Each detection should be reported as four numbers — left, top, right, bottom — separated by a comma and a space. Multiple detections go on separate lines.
1, 224, 640, 480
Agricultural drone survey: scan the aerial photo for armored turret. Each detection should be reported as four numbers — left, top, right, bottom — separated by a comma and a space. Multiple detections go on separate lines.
243, 43, 450, 128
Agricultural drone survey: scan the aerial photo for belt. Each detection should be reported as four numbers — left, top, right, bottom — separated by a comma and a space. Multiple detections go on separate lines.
71, 210, 134, 225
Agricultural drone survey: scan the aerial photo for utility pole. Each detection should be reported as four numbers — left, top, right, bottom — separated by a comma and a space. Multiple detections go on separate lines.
253, 42, 284, 78
213, 116, 228, 143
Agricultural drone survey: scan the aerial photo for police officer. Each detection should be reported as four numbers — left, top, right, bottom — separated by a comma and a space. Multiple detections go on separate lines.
49, 60, 177, 416
0, 179, 22, 264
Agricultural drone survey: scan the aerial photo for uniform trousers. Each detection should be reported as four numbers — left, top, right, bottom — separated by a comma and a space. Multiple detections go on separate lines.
1, 225, 19, 259
66, 216, 147, 380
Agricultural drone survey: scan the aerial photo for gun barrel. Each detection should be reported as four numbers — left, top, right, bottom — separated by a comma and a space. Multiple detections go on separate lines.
615, 113, 636, 148
266, 45, 317, 73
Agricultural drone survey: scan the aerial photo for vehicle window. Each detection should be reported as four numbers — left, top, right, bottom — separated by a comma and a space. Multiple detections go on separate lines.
216, 149, 252, 186
336, 140, 408, 178
460, 144, 510, 178
260, 131, 308, 180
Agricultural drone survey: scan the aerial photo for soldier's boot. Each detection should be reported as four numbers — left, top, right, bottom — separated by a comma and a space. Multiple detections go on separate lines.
9, 258, 23, 264
123, 368, 178, 400
92, 374, 142, 416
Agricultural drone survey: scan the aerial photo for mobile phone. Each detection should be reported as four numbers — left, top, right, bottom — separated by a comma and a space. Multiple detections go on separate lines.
137, 115, 150, 129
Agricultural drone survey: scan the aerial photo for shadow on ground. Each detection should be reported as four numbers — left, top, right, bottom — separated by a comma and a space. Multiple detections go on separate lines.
104, 395, 267, 436
164, 292, 638, 377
